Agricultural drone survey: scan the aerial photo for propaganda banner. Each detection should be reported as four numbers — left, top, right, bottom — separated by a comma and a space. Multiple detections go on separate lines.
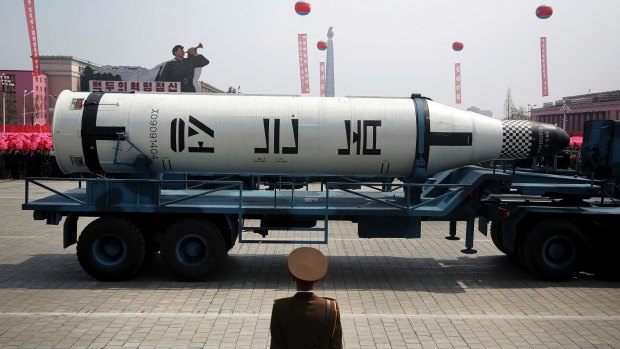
23, 0, 40, 75
455, 63, 462, 104
320, 62, 326, 97
541, 37, 549, 97
298, 34, 310, 94
89, 81, 181, 93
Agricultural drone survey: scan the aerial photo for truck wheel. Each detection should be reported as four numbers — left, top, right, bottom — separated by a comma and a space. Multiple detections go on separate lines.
134, 219, 164, 263
523, 220, 584, 280
490, 222, 512, 256
161, 219, 226, 281
77, 217, 145, 281
587, 236, 620, 280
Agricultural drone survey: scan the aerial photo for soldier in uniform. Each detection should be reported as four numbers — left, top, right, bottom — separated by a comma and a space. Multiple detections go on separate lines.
270, 247, 342, 349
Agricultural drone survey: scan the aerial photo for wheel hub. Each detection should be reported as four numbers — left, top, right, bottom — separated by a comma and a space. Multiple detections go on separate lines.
104, 242, 121, 256
186, 242, 202, 257
93, 235, 127, 266
547, 242, 566, 260
176, 234, 209, 266
542, 235, 575, 267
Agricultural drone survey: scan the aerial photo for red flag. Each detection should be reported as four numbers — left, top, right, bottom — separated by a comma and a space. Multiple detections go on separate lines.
23, 0, 41, 75
540, 37, 549, 97
454, 63, 462, 104
298, 34, 310, 94
320, 62, 326, 97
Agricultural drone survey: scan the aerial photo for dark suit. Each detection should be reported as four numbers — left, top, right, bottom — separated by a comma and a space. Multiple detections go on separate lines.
157, 54, 209, 92
270, 292, 342, 349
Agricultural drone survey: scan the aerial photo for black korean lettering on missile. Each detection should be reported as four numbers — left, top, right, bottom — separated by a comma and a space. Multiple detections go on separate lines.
254, 118, 299, 154
338, 120, 382, 155
170, 115, 214, 153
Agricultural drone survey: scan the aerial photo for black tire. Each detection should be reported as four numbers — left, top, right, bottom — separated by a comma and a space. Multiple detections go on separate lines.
77, 217, 145, 281
523, 220, 585, 280
587, 237, 620, 281
490, 222, 513, 256
134, 218, 165, 260
228, 226, 238, 252
145, 235, 161, 255
516, 235, 528, 267
161, 219, 226, 281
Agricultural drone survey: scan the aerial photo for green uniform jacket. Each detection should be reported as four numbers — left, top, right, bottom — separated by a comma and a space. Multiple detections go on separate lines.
270, 292, 343, 349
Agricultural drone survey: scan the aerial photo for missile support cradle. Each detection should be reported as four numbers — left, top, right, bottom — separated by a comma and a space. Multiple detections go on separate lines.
22, 92, 620, 281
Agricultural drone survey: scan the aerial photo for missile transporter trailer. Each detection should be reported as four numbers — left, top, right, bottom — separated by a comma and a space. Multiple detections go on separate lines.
22, 119, 620, 281
21, 90, 619, 281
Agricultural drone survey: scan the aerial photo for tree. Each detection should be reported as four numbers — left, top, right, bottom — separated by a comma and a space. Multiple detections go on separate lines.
512, 106, 529, 120
504, 88, 516, 119
503, 88, 529, 120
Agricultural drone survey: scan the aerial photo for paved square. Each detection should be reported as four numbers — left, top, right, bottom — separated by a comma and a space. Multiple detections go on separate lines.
1, 179, 619, 348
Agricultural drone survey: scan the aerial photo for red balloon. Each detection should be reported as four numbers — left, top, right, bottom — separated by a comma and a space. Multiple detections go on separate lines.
317, 41, 328, 51
295, 1, 311, 16
536, 5, 553, 19
452, 42, 464, 51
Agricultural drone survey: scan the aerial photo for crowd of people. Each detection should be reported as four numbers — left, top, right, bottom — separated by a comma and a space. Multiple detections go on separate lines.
0, 133, 56, 179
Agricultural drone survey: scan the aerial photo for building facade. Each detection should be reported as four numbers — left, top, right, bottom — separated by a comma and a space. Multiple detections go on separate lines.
3, 55, 224, 127
0, 70, 52, 126
467, 106, 493, 118
530, 90, 620, 135
199, 81, 224, 93
40, 55, 100, 104
1, 56, 99, 127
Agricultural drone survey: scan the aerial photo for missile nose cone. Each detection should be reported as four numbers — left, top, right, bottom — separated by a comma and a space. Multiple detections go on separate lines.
536, 122, 570, 156
499, 120, 570, 159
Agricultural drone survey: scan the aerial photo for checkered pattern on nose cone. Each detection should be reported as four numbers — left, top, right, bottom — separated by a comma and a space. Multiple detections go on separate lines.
500, 120, 533, 159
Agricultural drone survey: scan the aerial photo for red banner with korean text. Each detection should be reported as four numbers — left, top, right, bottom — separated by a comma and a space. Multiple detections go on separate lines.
320, 62, 326, 97
454, 63, 462, 104
23, 0, 41, 75
89, 81, 180, 93
540, 37, 548, 97
298, 34, 310, 94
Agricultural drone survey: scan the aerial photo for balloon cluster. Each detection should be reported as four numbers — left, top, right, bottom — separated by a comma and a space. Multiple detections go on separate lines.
0, 133, 53, 152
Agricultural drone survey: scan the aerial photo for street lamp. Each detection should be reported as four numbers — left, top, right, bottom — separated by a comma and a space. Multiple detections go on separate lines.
560, 99, 572, 131
527, 104, 537, 120
48, 95, 57, 126
1, 73, 16, 133
24, 90, 34, 126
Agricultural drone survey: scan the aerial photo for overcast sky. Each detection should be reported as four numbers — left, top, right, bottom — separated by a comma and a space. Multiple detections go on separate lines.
2, 0, 619, 118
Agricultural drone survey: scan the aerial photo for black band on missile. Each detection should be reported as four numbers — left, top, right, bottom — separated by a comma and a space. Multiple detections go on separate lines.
427, 132, 473, 146
422, 104, 431, 167
80, 92, 126, 174
410, 97, 431, 180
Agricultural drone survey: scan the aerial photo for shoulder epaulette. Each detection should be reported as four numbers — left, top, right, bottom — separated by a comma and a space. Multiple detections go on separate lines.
323, 297, 339, 338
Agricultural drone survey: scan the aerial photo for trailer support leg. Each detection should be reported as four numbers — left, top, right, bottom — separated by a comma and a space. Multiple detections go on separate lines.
461, 217, 477, 254
63, 212, 79, 248
445, 220, 460, 240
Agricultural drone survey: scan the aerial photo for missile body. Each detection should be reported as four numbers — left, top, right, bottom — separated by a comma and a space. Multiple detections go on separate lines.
52, 91, 569, 179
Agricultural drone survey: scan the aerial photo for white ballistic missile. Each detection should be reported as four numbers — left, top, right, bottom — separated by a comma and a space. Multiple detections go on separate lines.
52, 91, 569, 179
